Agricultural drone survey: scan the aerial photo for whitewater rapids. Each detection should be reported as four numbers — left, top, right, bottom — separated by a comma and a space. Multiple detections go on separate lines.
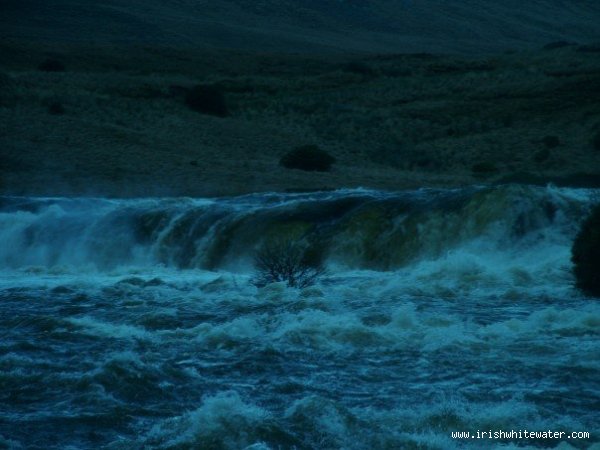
0, 185, 598, 449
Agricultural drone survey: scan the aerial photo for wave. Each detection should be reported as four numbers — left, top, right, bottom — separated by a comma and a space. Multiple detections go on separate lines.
0, 185, 596, 277
109, 389, 595, 450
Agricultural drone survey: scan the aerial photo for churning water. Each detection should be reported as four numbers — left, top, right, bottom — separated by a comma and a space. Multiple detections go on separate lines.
0, 185, 598, 449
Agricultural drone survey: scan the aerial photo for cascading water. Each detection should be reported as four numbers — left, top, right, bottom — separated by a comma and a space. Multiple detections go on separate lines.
0, 185, 598, 449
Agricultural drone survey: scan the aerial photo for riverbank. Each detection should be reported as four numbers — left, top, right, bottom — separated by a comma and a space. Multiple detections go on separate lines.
1, 40, 599, 197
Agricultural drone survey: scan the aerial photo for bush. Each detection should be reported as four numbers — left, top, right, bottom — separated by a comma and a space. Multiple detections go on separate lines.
342, 61, 374, 76
280, 145, 336, 172
0, 71, 14, 88
592, 131, 600, 151
571, 205, 600, 297
47, 101, 65, 115
472, 162, 497, 174
252, 239, 325, 288
185, 85, 229, 117
577, 45, 600, 53
38, 58, 66, 72
543, 41, 575, 50
533, 148, 551, 163
542, 135, 560, 148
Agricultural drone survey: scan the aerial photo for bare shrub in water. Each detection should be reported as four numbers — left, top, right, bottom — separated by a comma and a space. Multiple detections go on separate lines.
252, 239, 325, 288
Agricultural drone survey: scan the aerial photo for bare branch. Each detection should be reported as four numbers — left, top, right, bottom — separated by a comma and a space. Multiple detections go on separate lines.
251, 238, 324, 288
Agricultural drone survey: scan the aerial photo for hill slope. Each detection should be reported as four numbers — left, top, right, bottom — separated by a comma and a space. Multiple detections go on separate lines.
2, 0, 600, 54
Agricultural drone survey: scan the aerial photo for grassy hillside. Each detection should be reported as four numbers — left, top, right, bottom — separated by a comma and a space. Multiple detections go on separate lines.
1, 40, 599, 197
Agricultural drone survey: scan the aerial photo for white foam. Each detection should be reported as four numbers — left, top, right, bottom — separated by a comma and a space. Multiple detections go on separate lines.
143, 391, 271, 448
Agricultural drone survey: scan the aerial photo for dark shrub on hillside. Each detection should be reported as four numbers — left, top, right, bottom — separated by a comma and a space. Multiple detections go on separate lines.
342, 61, 374, 76
577, 44, 600, 53
38, 59, 66, 72
543, 41, 575, 50
0, 71, 14, 88
280, 145, 335, 172
571, 205, 600, 297
252, 238, 325, 288
501, 116, 514, 128
472, 162, 497, 174
593, 131, 600, 151
533, 148, 551, 163
542, 135, 560, 148
185, 85, 229, 117
47, 101, 65, 115
169, 84, 188, 98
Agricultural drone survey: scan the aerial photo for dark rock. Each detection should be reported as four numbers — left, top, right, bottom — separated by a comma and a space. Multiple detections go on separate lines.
571, 205, 600, 297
